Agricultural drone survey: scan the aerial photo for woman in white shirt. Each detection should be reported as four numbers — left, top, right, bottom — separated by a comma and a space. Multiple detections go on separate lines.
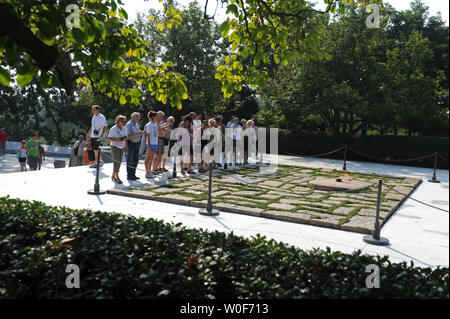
108, 115, 128, 184
145, 110, 159, 178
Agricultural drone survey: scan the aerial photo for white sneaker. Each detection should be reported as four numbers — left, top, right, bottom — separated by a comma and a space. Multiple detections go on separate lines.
145, 172, 154, 178
89, 163, 97, 168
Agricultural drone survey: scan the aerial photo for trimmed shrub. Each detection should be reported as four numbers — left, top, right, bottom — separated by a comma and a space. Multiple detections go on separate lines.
0, 197, 448, 299
276, 130, 449, 169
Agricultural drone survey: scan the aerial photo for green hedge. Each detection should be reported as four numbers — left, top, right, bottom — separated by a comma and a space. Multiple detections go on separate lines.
0, 197, 448, 299
276, 130, 449, 169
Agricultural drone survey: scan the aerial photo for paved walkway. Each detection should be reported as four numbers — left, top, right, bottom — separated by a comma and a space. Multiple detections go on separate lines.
0, 153, 448, 268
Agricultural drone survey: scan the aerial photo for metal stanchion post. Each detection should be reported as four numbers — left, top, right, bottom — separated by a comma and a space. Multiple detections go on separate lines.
428, 152, 440, 183
223, 149, 228, 170
88, 148, 106, 195
343, 144, 348, 171
199, 162, 220, 216
363, 180, 389, 245
169, 154, 177, 180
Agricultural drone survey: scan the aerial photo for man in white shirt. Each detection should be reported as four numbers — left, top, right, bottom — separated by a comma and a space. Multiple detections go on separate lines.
125, 112, 144, 180
87, 105, 107, 168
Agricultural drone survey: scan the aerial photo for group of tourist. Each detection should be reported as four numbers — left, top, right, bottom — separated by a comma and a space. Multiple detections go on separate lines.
86, 105, 259, 184
5, 105, 259, 179
15, 133, 46, 172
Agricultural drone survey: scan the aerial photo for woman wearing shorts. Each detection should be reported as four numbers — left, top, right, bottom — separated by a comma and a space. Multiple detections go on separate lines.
16, 140, 27, 172
145, 110, 159, 178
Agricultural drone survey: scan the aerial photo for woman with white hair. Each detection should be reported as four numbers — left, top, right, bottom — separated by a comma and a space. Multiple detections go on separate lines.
108, 115, 128, 184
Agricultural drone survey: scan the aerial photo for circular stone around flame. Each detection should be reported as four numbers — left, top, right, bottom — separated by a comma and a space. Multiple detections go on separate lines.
310, 178, 372, 192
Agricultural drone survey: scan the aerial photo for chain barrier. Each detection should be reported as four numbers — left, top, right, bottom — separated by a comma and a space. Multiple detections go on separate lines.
279, 146, 344, 159
438, 154, 449, 164
347, 147, 436, 163
384, 183, 449, 213
99, 144, 446, 172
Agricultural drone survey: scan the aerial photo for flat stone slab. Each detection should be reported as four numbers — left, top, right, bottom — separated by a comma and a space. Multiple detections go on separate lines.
333, 207, 356, 214
341, 216, 375, 234
214, 203, 264, 217
268, 203, 296, 211
220, 175, 264, 184
262, 210, 311, 224
310, 178, 372, 192
259, 180, 284, 187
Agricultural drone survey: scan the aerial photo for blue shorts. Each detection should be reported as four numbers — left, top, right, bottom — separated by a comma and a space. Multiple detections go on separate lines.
150, 144, 158, 152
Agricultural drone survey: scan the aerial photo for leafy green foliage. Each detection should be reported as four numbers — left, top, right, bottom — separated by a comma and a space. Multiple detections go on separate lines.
134, 2, 229, 114
0, 0, 382, 107
215, 0, 381, 97
0, 0, 187, 108
258, 2, 448, 137
0, 196, 448, 298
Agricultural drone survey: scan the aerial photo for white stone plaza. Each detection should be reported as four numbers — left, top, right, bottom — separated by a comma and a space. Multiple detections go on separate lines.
0, 151, 448, 268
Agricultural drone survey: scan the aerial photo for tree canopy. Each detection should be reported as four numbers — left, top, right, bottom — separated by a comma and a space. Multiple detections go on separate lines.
0, 0, 381, 108
258, 1, 449, 136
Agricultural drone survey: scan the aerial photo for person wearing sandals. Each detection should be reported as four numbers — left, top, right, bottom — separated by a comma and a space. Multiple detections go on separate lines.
153, 111, 165, 175
108, 115, 128, 184
162, 116, 175, 172
145, 110, 159, 178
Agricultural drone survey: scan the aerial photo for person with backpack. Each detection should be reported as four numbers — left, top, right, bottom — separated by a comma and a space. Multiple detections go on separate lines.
72, 135, 86, 166
38, 144, 46, 170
